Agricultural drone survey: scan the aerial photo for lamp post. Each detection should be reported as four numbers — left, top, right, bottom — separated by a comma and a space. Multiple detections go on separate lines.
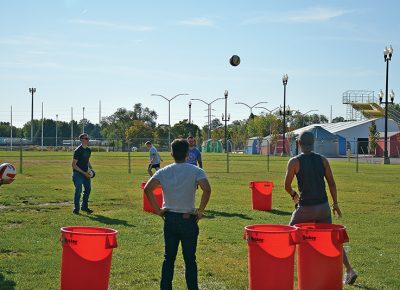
152, 93, 189, 150
29, 87, 36, 142
82, 107, 86, 133
191, 97, 224, 140
381, 45, 394, 164
281, 74, 289, 156
221, 90, 230, 172
379, 88, 395, 164
300, 109, 319, 127
55, 114, 58, 149
188, 101, 192, 124
235, 101, 268, 119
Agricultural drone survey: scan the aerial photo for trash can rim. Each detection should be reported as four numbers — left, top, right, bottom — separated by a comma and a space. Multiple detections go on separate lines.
61, 226, 118, 235
245, 224, 297, 234
294, 223, 346, 231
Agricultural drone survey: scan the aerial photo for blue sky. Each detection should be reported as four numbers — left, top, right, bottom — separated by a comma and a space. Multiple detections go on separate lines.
1, 0, 399, 128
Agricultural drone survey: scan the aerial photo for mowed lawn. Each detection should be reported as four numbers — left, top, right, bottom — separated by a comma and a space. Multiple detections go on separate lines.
0, 151, 399, 290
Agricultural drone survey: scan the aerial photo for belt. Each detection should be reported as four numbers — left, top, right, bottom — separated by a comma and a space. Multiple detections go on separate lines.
165, 211, 195, 219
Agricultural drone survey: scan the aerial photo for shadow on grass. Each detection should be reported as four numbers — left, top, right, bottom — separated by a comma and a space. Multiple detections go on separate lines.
268, 209, 292, 216
0, 273, 16, 290
204, 210, 253, 220
85, 214, 135, 227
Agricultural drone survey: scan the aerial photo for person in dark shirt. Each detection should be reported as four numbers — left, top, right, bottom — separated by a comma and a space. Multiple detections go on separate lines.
71, 133, 94, 214
284, 131, 358, 285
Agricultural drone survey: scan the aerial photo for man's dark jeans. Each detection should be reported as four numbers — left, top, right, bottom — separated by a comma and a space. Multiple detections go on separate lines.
161, 211, 199, 290
72, 171, 91, 210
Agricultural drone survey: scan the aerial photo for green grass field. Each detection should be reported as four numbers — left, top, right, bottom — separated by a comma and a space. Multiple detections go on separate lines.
0, 151, 399, 290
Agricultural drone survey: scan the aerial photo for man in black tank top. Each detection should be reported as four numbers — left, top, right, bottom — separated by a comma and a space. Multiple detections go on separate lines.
284, 131, 358, 285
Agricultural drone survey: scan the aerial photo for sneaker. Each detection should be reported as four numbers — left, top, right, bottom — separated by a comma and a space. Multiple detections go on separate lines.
81, 207, 93, 214
73, 209, 80, 215
344, 270, 358, 285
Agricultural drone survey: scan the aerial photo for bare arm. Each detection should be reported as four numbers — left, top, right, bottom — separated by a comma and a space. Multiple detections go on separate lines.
72, 159, 90, 178
284, 158, 299, 204
322, 157, 342, 217
197, 155, 203, 169
144, 178, 165, 217
196, 178, 211, 220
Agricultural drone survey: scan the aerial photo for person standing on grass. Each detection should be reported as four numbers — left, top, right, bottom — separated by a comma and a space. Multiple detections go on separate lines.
144, 138, 211, 290
186, 136, 202, 168
146, 141, 162, 176
71, 133, 94, 214
284, 130, 358, 285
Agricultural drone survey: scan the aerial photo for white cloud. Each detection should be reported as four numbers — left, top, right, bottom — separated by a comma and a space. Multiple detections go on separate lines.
177, 17, 214, 27
243, 7, 350, 24
69, 19, 154, 32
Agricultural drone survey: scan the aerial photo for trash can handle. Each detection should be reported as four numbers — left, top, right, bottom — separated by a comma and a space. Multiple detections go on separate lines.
336, 228, 349, 244
105, 235, 118, 249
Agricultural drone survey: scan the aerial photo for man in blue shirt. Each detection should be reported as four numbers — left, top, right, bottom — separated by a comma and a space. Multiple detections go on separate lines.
72, 133, 94, 214
186, 136, 202, 168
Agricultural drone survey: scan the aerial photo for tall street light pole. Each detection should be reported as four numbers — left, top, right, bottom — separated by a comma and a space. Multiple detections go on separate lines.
221, 90, 230, 172
191, 97, 224, 140
188, 101, 192, 124
235, 101, 268, 118
55, 114, 58, 149
281, 74, 289, 156
29, 87, 36, 142
152, 93, 189, 150
82, 107, 85, 133
381, 45, 394, 164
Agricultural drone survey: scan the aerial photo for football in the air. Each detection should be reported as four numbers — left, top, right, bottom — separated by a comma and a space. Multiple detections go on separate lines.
229, 55, 241, 66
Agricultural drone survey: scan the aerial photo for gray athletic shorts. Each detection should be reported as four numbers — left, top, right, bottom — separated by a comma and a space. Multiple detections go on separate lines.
289, 202, 332, 226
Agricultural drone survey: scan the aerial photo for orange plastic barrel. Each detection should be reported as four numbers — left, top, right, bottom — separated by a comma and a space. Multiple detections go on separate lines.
60, 226, 118, 290
249, 181, 274, 211
244, 224, 297, 290
295, 223, 349, 290
141, 181, 163, 212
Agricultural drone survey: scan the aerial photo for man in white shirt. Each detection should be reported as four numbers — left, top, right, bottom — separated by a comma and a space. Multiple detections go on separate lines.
145, 141, 162, 176
144, 139, 211, 290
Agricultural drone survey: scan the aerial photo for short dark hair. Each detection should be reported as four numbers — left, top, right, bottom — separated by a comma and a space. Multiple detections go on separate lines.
187, 136, 194, 140
171, 139, 189, 161
145, 141, 152, 146
79, 133, 88, 140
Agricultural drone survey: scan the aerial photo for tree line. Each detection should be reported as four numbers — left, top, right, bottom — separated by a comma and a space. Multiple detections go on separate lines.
0, 103, 340, 149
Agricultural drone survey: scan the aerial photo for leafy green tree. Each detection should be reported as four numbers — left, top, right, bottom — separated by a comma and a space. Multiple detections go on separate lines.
101, 104, 157, 143
332, 116, 346, 123
171, 120, 201, 139
368, 120, 380, 155
126, 120, 153, 141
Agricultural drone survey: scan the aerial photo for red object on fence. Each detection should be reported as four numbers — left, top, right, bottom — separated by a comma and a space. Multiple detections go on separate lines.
244, 224, 297, 290
249, 181, 274, 211
295, 223, 349, 290
60, 226, 118, 290
141, 181, 163, 212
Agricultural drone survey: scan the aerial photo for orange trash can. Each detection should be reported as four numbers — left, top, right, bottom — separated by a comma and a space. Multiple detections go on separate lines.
249, 181, 274, 211
244, 224, 297, 290
141, 181, 163, 212
60, 226, 118, 290
295, 223, 349, 290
